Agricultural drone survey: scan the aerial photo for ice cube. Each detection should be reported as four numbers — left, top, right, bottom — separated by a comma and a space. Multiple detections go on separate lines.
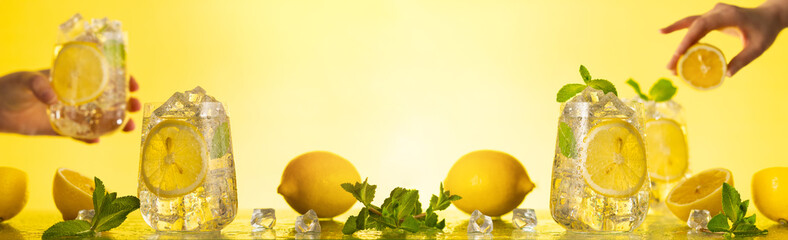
76, 209, 95, 222
59, 14, 83, 33
512, 208, 537, 231
295, 209, 321, 233
467, 210, 493, 234
687, 209, 710, 232
251, 208, 276, 230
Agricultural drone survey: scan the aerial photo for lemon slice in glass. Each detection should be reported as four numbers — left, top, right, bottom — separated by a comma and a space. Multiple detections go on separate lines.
678, 43, 726, 90
51, 42, 109, 105
645, 119, 688, 182
583, 119, 647, 197
141, 120, 207, 198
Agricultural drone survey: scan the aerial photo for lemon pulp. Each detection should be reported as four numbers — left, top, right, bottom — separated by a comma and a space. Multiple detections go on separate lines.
678, 43, 726, 90
51, 42, 109, 105
665, 168, 732, 221
141, 120, 207, 198
52, 168, 94, 220
583, 119, 647, 197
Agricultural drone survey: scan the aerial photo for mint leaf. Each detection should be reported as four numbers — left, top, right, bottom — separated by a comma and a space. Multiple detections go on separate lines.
342, 215, 358, 235
558, 122, 576, 158
401, 215, 421, 233
708, 213, 730, 232
744, 214, 756, 225
579, 65, 592, 83
739, 200, 749, 222
93, 178, 106, 214
93, 196, 140, 232
341, 178, 376, 207
722, 182, 741, 222
626, 78, 649, 100
587, 79, 617, 96
649, 78, 677, 102
556, 84, 586, 102
436, 219, 446, 230
103, 40, 126, 68
42, 220, 93, 239
211, 121, 230, 158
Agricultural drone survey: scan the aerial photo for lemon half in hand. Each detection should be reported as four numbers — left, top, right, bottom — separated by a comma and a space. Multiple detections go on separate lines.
141, 120, 207, 198
52, 168, 94, 220
51, 42, 109, 105
645, 119, 689, 182
665, 168, 733, 221
678, 43, 726, 90
583, 119, 647, 197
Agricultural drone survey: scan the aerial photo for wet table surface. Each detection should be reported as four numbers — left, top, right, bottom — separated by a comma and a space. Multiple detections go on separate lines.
2, 208, 787, 239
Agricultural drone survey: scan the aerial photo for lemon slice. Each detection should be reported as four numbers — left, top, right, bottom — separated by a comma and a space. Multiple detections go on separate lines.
52, 168, 94, 220
51, 42, 109, 105
583, 119, 647, 197
666, 168, 732, 221
678, 43, 726, 90
645, 119, 689, 182
141, 120, 207, 198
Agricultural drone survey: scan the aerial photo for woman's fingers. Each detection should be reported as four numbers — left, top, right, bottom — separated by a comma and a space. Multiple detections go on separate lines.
661, 15, 700, 34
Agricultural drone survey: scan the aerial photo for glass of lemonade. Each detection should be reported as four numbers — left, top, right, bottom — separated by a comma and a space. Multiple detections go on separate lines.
633, 98, 689, 212
138, 87, 237, 231
48, 14, 127, 139
550, 87, 650, 232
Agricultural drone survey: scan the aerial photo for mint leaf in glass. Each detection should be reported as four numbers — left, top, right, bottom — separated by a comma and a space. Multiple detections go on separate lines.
649, 78, 677, 102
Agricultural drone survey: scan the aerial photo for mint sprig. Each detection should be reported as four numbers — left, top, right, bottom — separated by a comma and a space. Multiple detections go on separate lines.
707, 183, 768, 239
42, 178, 140, 239
340, 179, 461, 235
556, 65, 617, 102
626, 78, 677, 102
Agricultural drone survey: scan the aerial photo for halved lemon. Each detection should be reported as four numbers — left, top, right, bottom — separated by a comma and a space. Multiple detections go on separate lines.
678, 43, 726, 90
583, 119, 647, 197
665, 168, 733, 221
141, 120, 207, 198
52, 168, 94, 220
645, 119, 689, 182
51, 42, 109, 105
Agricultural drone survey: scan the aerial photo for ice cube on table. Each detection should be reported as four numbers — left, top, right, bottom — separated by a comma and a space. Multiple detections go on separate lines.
687, 209, 710, 232
467, 210, 493, 234
251, 208, 276, 230
295, 209, 321, 233
512, 208, 537, 231
76, 209, 94, 222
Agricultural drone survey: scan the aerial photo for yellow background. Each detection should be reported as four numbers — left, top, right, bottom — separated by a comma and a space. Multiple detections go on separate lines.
1, 0, 786, 218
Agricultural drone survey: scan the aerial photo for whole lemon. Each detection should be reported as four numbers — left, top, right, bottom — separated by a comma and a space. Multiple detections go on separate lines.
53, 168, 95, 220
752, 167, 788, 223
0, 167, 28, 222
444, 150, 534, 216
278, 151, 360, 218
